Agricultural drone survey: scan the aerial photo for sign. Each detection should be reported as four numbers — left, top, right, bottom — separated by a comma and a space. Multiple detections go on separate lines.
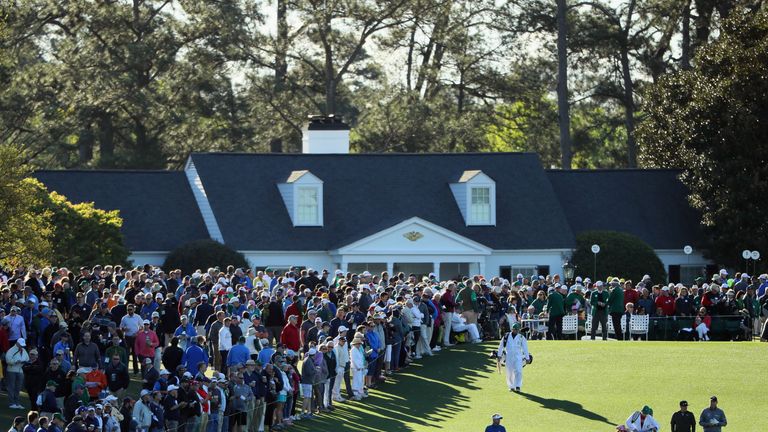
742, 250, 752, 260
683, 245, 693, 255
591, 244, 600, 254
751, 250, 760, 260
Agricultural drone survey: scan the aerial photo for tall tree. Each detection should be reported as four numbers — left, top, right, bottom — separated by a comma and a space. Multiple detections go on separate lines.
639, 6, 768, 266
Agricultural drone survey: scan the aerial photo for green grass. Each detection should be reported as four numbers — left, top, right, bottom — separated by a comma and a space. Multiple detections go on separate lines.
3, 342, 765, 431
291, 341, 767, 431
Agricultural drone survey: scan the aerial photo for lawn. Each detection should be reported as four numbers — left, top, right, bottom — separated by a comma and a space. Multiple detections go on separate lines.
1, 341, 764, 431
290, 341, 767, 432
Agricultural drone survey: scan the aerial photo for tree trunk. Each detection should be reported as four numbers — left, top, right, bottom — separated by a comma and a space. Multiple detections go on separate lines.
271, 0, 288, 152
98, 112, 114, 168
321, 8, 335, 114
620, 42, 637, 167
556, 0, 572, 169
275, 0, 288, 90
681, 0, 692, 70
78, 125, 94, 166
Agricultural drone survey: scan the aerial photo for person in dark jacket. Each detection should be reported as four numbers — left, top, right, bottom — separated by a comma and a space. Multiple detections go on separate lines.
671, 400, 696, 432
161, 337, 184, 372
39, 380, 61, 415
64, 385, 85, 421
104, 354, 130, 396
23, 349, 46, 410
44, 360, 68, 398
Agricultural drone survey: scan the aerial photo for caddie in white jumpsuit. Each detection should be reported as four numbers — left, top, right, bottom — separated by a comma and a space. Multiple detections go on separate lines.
497, 323, 530, 392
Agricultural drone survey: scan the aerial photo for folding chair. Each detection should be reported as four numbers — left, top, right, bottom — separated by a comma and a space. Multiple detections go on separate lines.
630, 314, 649, 341
561, 314, 579, 340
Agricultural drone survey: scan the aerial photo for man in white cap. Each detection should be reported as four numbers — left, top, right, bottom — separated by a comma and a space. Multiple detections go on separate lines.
485, 413, 506, 432
132, 389, 153, 432
497, 323, 530, 393
5, 338, 28, 408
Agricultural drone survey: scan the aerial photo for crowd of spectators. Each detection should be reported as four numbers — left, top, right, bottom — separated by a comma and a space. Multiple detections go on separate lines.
0, 264, 763, 432
0, 265, 486, 432
481, 270, 768, 342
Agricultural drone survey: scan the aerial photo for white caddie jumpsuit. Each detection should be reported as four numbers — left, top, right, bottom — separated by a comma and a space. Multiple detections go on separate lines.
497, 331, 529, 390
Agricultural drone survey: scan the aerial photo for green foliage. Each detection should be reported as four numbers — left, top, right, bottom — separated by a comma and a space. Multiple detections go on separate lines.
163, 240, 248, 275
0, 144, 53, 267
571, 231, 666, 284
34, 185, 130, 268
638, 7, 768, 267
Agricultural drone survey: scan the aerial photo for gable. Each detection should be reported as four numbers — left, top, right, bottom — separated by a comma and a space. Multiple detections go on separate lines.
333, 217, 492, 255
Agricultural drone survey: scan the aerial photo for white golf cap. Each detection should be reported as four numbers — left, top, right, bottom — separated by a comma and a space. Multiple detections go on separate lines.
167, 385, 179, 391
17, 338, 26, 347
492, 414, 503, 420
338, 326, 348, 332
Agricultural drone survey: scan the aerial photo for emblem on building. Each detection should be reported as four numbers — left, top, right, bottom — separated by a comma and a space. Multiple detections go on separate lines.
403, 231, 423, 241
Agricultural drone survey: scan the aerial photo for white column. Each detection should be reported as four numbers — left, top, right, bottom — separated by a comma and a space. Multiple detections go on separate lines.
479, 260, 486, 277
433, 261, 440, 280
386, 262, 394, 277
341, 258, 348, 274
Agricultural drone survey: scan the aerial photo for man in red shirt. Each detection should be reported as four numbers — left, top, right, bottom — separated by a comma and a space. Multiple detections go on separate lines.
655, 286, 676, 316
280, 315, 301, 351
623, 281, 640, 308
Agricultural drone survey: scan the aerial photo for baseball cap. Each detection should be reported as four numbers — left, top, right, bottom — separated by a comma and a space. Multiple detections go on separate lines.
710, 396, 717, 402
17, 338, 25, 347
492, 414, 503, 420
140, 389, 151, 397
167, 385, 179, 391
680, 400, 688, 406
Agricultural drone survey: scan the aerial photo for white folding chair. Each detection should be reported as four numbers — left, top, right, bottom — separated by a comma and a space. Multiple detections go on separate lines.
561, 314, 579, 340
585, 314, 592, 335
630, 314, 650, 341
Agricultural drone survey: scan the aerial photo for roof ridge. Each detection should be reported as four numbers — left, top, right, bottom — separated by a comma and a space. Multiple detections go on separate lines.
191, 151, 538, 157
35, 169, 183, 174
546, 168, 682, 173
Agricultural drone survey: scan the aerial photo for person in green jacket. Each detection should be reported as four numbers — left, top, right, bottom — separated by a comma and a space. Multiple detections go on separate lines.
545, 286, 565, 339
530, 290, 547, 315
457, 281, 480, 324
564, 287, 586, 315
607, 278, 626, 340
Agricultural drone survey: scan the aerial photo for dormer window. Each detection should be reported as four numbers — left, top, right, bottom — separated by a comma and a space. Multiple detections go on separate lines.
450, 170, 496, 226
278, 170, 323, 226
470, 186, 491, 225
297, 186, 319, 225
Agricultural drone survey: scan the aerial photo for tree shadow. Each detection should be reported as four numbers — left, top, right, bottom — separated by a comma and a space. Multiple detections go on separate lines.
291, 344, 495, 432
520, 392, 616, 426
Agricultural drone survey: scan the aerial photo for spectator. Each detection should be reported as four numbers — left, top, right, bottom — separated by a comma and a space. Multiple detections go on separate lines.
608, 278, 626, 340
590, 282, 609, 340
6, 338, 29, 409
695, 307, 711, 341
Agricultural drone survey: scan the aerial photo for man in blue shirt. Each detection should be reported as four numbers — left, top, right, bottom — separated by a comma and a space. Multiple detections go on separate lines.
228, 336, 251, 367
485, 413, 506, 432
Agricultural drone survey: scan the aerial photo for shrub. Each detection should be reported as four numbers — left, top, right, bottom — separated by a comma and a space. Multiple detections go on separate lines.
163, 240, 248, 275
571, 231, 667, 285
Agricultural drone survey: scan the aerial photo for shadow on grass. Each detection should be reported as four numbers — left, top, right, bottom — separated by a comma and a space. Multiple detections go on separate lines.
520, 392, 615, 427
292, 344, 495, 432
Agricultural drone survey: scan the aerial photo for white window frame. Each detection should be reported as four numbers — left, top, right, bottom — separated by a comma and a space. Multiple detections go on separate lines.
469, 186, 492, 225
294, 185, 322, 226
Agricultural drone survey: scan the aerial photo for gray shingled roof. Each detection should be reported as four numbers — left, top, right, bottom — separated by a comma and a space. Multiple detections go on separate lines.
546, 169, 704, 249
34, 170, 209, 251
190, 152, 576, 251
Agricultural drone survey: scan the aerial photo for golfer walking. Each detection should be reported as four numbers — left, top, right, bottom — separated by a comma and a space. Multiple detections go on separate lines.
497, 323, 530, 393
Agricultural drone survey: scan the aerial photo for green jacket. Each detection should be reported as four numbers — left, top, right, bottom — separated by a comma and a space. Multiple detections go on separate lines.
457, 286, 479, 313
545, 291, 565, 317
608, 285, 625, 314
530, 298, 546, 314
564, 292, 586, 313
590, 290, 609, 315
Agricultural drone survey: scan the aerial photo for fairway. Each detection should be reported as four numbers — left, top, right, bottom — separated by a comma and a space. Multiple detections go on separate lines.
291, 341, 767, 432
